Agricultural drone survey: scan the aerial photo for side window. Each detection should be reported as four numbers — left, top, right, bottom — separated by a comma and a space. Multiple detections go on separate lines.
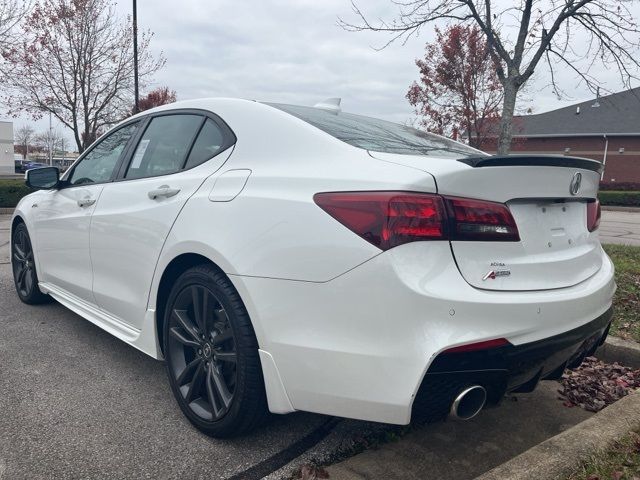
68, 123, 138, 185
184, 119, 225, 169
125, 114, 203, 180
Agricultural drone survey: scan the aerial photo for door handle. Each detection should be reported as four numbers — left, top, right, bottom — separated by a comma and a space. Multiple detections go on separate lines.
148, 185, 181, 200
77, 198, 96, 208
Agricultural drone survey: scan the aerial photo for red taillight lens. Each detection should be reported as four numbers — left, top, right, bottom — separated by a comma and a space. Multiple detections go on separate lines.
443, 338, 511, 354
445, 197, 520, 241
314, 191, 520, 250
587, 200, 601, 232
313, 192, 447, 251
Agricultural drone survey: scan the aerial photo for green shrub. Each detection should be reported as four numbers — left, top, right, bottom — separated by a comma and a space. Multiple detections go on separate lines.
598, 190, 640, 207
0, 179, 34, 208
599, 182, 640, 191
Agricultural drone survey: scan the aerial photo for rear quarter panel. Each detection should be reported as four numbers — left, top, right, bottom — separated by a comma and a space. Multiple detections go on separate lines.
152, 99, 437, 280
148, 100, 438, 342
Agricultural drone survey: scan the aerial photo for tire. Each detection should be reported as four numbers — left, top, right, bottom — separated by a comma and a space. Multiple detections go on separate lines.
163, 264, 268, 437
11, 223, 50, 305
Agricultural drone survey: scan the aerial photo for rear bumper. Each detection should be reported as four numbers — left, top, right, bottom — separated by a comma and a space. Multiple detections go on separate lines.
232, 242, 616, 425
413, 307, 612, 422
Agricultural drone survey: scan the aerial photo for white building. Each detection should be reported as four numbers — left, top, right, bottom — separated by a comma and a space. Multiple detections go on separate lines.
0, 120, 14, 175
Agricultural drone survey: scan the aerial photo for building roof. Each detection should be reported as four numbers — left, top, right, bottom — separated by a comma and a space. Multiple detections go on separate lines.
514, 87, 640, 137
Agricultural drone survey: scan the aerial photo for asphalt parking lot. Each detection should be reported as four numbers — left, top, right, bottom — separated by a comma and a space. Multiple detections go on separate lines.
599, 209, 640, 246
0, 211, 637, 480
0, 214, 342, 479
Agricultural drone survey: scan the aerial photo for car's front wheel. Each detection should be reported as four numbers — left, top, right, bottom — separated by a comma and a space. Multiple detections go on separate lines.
11, 223, 50, 305
163, 264, 268, 437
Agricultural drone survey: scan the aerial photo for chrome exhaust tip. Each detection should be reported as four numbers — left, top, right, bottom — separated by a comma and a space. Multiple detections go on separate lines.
450, 385, 487, 420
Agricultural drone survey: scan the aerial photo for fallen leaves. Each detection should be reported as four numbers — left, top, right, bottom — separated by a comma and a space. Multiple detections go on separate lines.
558, 357, 640, 412
296, 464, 330, 480
568, 430, 640, 480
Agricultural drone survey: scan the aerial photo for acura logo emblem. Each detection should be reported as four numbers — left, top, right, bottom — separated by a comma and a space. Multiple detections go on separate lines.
570, 172, 582, 196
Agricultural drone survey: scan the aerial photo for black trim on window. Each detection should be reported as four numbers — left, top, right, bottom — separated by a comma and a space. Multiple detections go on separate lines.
113, 116, 151, 180
59, 119, 143, 190
181, 116, 207, 169
114, 108, 237, 182
182, 117, 208, 169
458, 155, 603, 174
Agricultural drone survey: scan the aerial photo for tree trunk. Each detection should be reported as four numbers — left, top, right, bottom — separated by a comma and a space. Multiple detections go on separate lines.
497, 81, 518, 155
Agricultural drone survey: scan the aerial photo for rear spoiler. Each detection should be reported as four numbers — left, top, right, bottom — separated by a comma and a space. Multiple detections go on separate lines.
458, 155, 603, 174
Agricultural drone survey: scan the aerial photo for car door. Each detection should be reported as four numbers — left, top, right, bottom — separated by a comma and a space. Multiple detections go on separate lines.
89, 111, 235, 329
32, 122, 141, 302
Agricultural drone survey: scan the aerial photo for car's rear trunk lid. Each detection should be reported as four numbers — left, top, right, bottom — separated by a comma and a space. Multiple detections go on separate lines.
370, 152, 604, 291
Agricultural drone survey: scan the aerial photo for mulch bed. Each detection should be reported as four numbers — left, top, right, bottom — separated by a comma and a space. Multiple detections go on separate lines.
559, 357, 640, 412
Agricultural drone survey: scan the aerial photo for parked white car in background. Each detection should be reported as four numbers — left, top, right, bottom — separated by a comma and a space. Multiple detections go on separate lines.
11, 98, 615, 437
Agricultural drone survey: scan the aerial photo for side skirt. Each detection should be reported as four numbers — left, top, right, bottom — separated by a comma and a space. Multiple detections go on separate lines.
39, 282, 161, 359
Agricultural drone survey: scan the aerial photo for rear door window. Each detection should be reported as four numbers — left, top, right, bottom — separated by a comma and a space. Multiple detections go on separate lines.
125, 114, 203, 180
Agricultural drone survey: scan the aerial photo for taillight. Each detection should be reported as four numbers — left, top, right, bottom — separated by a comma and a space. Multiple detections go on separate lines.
314, 191, 520, 251
445, 197, 520, 241
313, 192, 447, 251
587, 200, 601, 232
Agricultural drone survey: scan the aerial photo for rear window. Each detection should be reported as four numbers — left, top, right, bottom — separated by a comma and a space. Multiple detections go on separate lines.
266, 103, 481, 158
185, 119, 225, 169
126, 114, 203, 180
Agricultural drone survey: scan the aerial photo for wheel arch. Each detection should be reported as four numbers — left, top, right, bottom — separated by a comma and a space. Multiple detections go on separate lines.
11, 211, 36, 254
11, 214, 25, 231
154, 253, 224, 355
152, 251, 294, 415
11, 214, 28, 243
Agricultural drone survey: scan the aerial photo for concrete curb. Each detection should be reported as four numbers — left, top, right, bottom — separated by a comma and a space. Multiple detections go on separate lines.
0, 208, 14, 215
602, 205, 640, 212
597, 336, 640, 369
475, 391, 640, 480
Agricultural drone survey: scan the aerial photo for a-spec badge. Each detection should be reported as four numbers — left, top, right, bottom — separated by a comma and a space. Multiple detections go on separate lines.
483, 269, 511, 281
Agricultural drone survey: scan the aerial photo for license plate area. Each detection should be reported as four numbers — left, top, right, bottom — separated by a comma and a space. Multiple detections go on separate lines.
508, 200, 588, 253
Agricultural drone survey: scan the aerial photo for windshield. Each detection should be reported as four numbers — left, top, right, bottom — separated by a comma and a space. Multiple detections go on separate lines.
266, 103, 482, 158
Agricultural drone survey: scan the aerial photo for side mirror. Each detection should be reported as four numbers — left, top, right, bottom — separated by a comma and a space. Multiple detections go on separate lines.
26, 166, 60, 190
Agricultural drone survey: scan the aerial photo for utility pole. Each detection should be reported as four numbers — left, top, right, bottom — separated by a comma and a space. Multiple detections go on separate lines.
133, 0, 140, 114
48, 111, 53, 166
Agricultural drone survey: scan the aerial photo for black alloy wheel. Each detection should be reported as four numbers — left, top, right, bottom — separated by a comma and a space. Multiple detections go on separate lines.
11, 223, 49, 304
167, 284, 237, 421
163, 264, 268, 437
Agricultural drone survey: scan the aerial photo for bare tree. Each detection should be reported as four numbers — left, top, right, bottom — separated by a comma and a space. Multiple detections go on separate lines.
0, 0, 31, 51
14, 125, 35, 160
340, 1, 640, 154
1, 0, 165, 153
34, 128, 65, 161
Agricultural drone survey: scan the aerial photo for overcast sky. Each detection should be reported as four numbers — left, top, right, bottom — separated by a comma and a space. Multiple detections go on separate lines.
5, 0, 640, 147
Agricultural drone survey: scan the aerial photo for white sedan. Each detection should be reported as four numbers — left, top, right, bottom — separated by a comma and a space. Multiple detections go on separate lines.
11, 98, 615, 437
